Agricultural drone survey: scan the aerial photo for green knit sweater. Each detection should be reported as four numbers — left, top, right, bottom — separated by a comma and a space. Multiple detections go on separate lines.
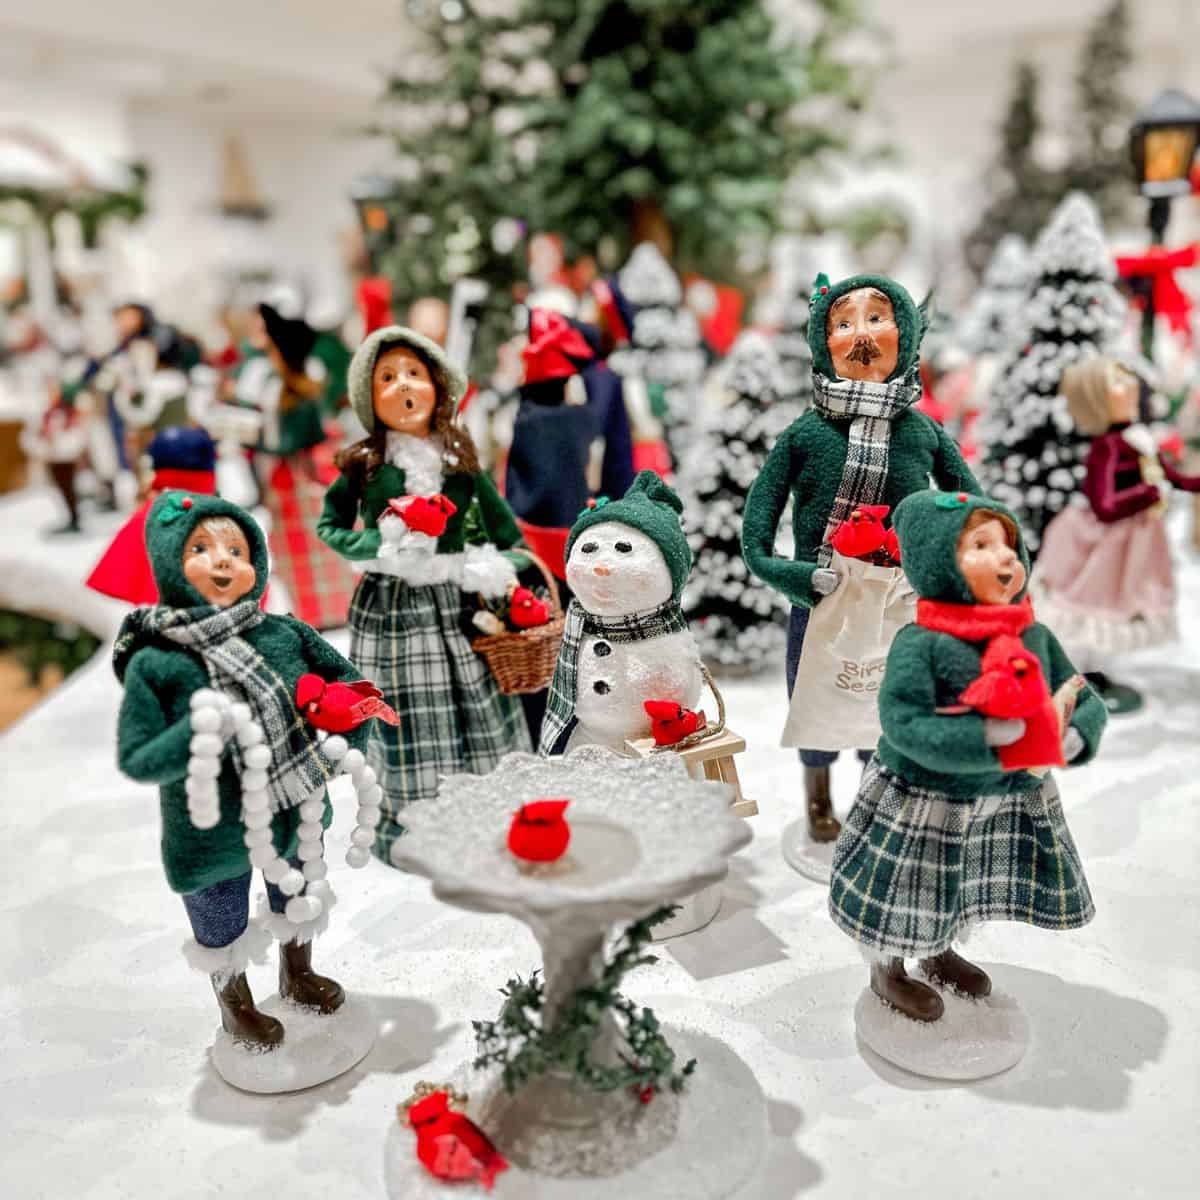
742, 407, 980, 608
317, 463, 522, 563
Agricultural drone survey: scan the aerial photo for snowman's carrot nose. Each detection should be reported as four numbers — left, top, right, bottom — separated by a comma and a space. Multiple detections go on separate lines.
593, 564, 612, 577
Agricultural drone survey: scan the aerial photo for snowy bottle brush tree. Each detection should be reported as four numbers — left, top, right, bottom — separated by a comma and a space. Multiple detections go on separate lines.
772, 286, 813, 423
976, 192, 1126, 555
958, 235, 1032, 357
682, 331, 790, 675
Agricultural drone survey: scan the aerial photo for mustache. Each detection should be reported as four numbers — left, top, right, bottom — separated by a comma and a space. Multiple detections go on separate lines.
845, 337, 883, 365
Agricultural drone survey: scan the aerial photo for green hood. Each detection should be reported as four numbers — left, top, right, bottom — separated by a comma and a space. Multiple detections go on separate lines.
807, 273, 927, 382
144, 491, 270, 610
565, 470, 692, 600
892, 490, 1031, 605
347, 324, 468, 434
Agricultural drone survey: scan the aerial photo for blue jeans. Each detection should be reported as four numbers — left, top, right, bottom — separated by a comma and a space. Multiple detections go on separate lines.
786, 606, 873, 769
182, 864, 295, 948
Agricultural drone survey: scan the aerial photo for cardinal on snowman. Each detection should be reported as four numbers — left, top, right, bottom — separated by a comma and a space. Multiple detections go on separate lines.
538, 471, 702, 756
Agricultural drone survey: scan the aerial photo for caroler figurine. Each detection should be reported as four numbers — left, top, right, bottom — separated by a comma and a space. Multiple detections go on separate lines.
113, 493, 386, 1089
1035, 355, 1200, 714
828, 490, 1106, 1077
742, 274, 979, 865
317, 325, 531, 866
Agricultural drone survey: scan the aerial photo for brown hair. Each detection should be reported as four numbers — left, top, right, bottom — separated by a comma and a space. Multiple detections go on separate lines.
191, 515, 246, 545
1060, 355, 1130, 437
960, 507, 1019, 549
334, 339, 480, 491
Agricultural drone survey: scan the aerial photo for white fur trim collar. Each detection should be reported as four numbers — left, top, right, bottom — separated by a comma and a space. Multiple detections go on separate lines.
385, 432, 444, 496
1119, 423, 1157, 459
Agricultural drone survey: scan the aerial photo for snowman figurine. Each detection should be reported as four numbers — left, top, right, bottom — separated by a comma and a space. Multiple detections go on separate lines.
539, 472, 702, 756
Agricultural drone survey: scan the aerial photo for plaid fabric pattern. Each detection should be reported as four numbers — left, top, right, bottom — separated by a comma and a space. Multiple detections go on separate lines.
348, 574, 531, 862
124, 599, 336, 812
265, 456, 355, 631
828, 757, 1094, 957
538, 597, 690, 756
811, 370, 920, 567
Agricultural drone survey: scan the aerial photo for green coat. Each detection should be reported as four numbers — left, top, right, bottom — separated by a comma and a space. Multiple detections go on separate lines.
742, 407, 979, 608
317, 462, 522, 563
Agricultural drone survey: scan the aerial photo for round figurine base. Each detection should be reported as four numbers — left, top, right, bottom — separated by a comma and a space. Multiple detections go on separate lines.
780, 819, 835, 885
383, 1028, 766, 1200
212, 993, 375, 1094
651, 883, 722, 941
853, 980, 1029, 1081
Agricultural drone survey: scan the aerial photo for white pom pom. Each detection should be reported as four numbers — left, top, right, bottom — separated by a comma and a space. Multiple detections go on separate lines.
342, 749, 366, 775
190, 708, 222, 734
229, 702, 253, 728
249, 845, 276, 869
306, 879, 333, 904
323, 735, 349, 762
237, 724, 264, 748
263, 857, 289, 884
190, 808, 221, 831
345, 846, 371, 869
296, 841, 323, 862
302, 859, 328, 882
243, 807, 272, 830
185, 776, 217, 800
356, 765, 377, 788
188, 757, 221, 780
360, 784, 383, 807
241, 788, 270, 814
356, 805, 381, 828
298, 820, 324, 842
241, 769, 269, 792
190, 689, 222, 712
350, 827, 374, 849
242, 745, 271, 770
189, 733, 224, 759
286, 895, 322, 924
243, 827, 272, 848
299, 798, 326, 822
278, 869, 305, 896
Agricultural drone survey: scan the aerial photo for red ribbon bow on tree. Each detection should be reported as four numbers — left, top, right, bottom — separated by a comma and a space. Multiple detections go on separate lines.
1115, 243, 1199, 344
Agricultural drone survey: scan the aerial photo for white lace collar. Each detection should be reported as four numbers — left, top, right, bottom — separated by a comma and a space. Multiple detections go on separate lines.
1118, 423, 1157, 459
385, 432, 445, 496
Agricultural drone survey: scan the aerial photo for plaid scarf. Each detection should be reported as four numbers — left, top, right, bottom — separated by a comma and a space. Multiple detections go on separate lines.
538, 597, 689, 756
118, 599, 334, 811
811, 369, 920, 567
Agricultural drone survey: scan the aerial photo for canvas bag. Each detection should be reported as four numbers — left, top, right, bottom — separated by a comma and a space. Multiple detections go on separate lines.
782, 550, 915, 752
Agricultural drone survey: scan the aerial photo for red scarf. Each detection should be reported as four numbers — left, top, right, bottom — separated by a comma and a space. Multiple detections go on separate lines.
918, 596, 1064, 772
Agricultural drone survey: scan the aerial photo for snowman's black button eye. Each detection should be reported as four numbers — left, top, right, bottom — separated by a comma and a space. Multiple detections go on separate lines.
593, 642, 611, 657
580, 541, 598, 554
593, 680, 611, 695
615, 541, 633, 554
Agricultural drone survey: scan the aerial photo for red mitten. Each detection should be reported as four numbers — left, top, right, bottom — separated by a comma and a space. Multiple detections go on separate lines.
643, 700, 707, 746
830, 504, 891, 559
388, 493, 458, 538
296, 674, 401, 732
509, 586, 551, 629
410, 1092, 509, 1191
507, 799, 571, 862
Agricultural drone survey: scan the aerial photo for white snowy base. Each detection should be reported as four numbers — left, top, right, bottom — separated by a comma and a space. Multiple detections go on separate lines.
854, 980, 1029, 1081
382, 1028, 767, 1200
211, 993, 375, 1094
780, 818, 835, 885
652, 883, 723, 941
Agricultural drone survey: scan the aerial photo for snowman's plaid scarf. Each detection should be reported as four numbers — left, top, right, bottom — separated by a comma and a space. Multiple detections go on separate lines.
538, 597, 689, 756
115, 599, 334, 811
811, 369, 920, 567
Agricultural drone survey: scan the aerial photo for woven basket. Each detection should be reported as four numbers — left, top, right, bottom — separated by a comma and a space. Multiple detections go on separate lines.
473, 551, 565, 695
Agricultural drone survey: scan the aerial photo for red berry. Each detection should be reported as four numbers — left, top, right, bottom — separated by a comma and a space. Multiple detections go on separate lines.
181, 497, 193, 509
820, 286, 828, 294
957, 492, 966, 502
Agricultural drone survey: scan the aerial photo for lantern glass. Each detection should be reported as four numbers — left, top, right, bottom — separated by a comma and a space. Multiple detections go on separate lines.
1143, 127, 1198, 186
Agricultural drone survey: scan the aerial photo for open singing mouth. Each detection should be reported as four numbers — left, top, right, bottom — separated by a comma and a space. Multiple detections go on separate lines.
996, 572, 1013, 588
210, 574, 232, 590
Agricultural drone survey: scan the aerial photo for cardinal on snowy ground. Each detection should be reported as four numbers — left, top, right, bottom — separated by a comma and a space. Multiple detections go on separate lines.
408, 1090, 509, 1190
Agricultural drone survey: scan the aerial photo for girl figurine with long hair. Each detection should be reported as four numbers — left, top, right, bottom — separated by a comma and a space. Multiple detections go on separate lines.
318, 327, 531, 864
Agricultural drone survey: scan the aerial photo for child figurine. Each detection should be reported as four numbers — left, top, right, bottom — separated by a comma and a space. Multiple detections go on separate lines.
1035, 356, 1200, 713
829, 489, 1106, 1024
114, 493, 371, 1049
318, 326, 530, 864
743, 274, 979, 846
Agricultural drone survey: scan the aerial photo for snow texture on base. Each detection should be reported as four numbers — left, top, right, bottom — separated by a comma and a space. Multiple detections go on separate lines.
652, 882, 723, 942
212, 993, 375, 1094
780, 818, 836, 884
383, 1027, 766, 1199
854, 981, 1030, 1081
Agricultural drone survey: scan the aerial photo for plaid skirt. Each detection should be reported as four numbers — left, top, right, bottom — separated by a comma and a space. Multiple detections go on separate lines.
828, 757, 1094, 957
348, 574, 531, 863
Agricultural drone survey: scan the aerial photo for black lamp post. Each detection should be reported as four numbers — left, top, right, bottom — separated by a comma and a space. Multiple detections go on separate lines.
350, 174, 400, 276
1129, 89, 1200, 356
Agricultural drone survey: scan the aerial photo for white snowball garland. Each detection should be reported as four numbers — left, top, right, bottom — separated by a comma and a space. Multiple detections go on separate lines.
186, 688, 379, 940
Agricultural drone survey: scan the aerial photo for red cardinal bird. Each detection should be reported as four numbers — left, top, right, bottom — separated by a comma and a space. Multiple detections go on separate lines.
295, 674, 401, 733
508, 585, 550, 629
387, 493, 458, 538
883, 526, 901, 563
507, 799, 571, 863
831, 504, 891, 559
643, 700, 707, 747
409, 1091, 509, 1191
958, 636, 1064, 771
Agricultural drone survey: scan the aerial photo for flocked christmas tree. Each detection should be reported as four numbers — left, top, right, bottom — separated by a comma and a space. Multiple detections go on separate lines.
958, 235, 1032, 357
975, 192, 1126, 556
682, 331, 791, 675
771, 284, 814, 422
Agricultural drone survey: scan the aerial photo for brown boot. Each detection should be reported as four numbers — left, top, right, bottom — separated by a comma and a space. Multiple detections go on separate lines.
805, 765, 842, 843
213, 973, 285, 1048
870, 957, 944, 1023
919, 948, 992, 998
279, 940, 345, 1014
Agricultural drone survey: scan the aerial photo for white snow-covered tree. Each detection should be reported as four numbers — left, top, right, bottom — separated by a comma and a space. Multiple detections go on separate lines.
958, 235, 1032, 357
772, 285, 813, 422
682, 331, 790, 676
976, 192, 1126, 555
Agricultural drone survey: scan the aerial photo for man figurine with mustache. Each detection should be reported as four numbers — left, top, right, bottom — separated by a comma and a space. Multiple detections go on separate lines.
743, 275, 980, 847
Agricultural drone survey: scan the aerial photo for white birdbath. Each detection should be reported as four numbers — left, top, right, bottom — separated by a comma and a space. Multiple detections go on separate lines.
386, 746, 765, 1198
